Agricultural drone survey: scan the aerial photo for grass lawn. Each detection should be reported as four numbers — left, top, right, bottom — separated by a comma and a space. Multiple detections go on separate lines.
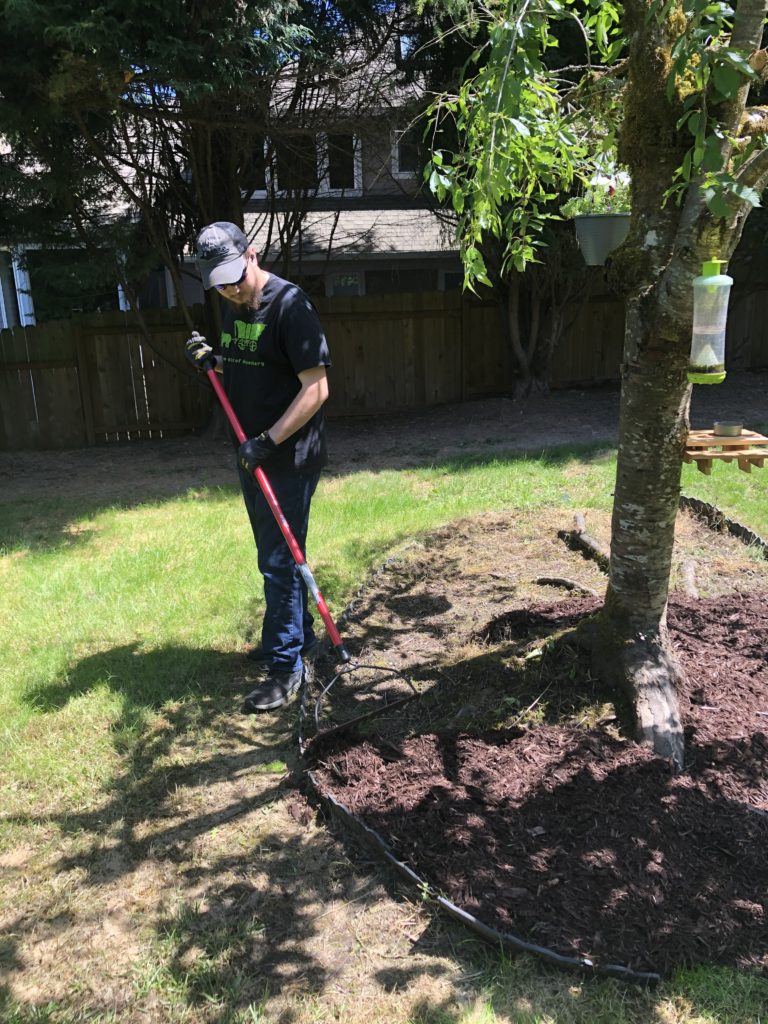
1, 443, 766, 1023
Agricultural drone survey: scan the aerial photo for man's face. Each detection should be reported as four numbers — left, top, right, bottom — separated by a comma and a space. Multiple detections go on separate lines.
214, 254, 261, 308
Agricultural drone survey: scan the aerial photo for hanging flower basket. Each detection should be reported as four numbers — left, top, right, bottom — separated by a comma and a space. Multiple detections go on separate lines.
573, 212, 631, 266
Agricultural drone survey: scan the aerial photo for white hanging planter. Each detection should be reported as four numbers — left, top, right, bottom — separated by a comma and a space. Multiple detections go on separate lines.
573, 212, 631, 266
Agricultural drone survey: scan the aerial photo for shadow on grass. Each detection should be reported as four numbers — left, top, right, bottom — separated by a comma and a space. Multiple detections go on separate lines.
22, 643, 249, 715
0, 482, 240, 557
0, 637, 456, 1022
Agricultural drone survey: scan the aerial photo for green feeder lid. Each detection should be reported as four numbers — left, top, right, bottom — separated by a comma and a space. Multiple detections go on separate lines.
702, 259, 724, 276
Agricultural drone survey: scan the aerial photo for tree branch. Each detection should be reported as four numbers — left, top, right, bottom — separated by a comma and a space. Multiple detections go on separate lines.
734, 143, 768, 192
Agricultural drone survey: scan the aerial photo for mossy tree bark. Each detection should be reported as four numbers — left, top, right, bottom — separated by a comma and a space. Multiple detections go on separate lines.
589, 0, 768, 769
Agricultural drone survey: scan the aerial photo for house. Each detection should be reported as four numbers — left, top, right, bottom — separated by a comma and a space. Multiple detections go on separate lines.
1, 43, 462, 327
176, 121, 463, 306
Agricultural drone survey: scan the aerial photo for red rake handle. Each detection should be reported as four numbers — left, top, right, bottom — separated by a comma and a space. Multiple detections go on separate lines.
206, 368, 349, 664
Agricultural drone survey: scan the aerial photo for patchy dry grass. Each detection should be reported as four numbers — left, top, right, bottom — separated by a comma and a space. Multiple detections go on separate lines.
2, 443, 767, 1022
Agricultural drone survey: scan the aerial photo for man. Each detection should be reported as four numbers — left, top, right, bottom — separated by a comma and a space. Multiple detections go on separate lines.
186, 221, 331, 712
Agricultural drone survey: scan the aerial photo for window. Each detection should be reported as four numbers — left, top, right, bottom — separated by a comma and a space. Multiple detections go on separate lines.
247, 137, 269, 195
441, 271, 464, 292
326, 134, 357, 191
366, 267, 436, 295
330, 272, 362, 296
249, 134, 362, 197
318, 134, 361, 195
392, 127, 423, 179
275, 136, 319, 193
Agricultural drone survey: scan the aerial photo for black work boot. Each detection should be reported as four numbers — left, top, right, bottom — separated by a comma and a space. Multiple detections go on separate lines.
242, 669, 303, 713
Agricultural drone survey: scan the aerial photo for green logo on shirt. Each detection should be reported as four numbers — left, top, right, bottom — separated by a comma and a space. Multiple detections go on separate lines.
221, 322, 265, 351
229, 320, 266, 352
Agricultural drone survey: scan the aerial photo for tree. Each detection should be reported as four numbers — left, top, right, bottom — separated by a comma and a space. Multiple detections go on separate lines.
425, 0, 768, 767
0, 1, 417, 329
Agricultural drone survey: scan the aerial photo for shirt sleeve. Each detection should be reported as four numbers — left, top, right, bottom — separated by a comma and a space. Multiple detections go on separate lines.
282, 289, 332, 375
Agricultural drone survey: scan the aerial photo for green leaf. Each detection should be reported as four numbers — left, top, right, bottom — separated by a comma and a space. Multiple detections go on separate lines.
705, 189, 731, 219
729, 182, 762, 208
712, 62, 743, 99
702, 136, 724, 173
605, 38, 625, 62
721, 49, 757, 77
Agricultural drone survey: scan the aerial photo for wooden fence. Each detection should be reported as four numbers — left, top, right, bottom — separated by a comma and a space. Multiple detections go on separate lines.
0, 308, 211, 449
1, 282, 766, 450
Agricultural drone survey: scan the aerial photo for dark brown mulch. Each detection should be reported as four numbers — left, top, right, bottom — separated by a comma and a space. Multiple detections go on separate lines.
314, 593, 768, 976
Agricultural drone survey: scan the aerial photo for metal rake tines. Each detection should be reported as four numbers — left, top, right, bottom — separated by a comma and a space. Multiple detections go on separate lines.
299, 661, 418, 751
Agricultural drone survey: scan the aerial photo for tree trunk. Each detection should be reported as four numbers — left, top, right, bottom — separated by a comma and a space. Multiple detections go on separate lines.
582, 0, 768, 770
588, 289, 691, 769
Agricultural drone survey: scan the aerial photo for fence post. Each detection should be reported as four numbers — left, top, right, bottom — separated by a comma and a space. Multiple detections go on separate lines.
74, 320, 97, 446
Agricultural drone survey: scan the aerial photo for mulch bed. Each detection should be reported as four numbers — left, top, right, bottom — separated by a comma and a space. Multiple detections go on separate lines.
312, 593, 768, 976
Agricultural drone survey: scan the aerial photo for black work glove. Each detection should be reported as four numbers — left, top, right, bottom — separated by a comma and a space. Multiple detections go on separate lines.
185, 331, 217, 373
239, 431, 278, 474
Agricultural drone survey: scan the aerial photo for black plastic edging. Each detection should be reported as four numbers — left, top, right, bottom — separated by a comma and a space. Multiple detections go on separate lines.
680, 495, 768, 556
307, 769, 662, 987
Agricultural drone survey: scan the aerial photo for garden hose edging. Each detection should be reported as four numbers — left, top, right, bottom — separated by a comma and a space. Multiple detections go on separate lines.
306, 769, 662, 987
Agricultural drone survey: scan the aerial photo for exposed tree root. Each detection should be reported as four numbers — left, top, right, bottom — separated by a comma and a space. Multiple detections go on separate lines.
557, 512, 610, 574
617, 638, 685, 771
575, 616, 685, 772
534, 576, 600, 597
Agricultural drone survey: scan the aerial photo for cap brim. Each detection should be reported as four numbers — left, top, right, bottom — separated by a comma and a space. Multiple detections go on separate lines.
200, 255, 247, 290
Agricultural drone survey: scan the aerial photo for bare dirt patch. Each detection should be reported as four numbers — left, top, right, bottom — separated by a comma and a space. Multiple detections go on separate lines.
307, 509, 768, 978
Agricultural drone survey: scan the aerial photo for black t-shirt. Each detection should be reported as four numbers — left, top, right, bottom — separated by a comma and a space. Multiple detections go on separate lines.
220, 274, 331, 473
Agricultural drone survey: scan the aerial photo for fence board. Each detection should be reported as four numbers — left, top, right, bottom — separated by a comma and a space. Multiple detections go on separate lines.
551, 295, 625, 386
0, 326, 41, 449
751, 292, 768, 368
463, 302, 505, 397
728, 288, 768, 369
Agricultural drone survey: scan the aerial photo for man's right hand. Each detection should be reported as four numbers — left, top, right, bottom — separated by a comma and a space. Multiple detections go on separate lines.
185, 331, 217, 372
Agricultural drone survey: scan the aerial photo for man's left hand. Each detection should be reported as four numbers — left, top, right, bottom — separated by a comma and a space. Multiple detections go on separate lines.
239, 432, 278, 474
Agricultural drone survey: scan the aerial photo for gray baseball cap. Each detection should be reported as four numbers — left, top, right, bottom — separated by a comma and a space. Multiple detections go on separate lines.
195, 222, 249, 289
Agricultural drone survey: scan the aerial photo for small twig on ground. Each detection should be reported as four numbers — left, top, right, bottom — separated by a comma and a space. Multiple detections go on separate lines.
509, 682, 553, 728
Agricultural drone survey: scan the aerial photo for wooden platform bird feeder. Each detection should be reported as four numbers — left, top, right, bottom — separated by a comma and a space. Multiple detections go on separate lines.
684, 428, 768, 475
